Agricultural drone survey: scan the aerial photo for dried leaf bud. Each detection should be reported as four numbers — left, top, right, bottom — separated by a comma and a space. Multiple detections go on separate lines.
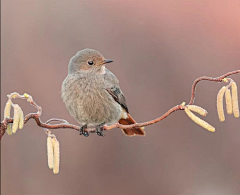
217, 86, 227, 122
185, 108, 215, 132
53, 139, 60, 174
10, 92, 20, 99
225, 89, 233, 115
231, 82, 239, 118
12, 104, 21, 133
18, 108, 24, 129
187, 105, 208, 116
47, 136, 54, 169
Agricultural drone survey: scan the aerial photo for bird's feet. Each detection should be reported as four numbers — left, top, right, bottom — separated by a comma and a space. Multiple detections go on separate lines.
96, 122, 105, 137
79, 124, 89, 137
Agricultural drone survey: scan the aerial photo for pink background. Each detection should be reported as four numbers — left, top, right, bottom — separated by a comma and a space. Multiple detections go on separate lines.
2, 0, 240, 194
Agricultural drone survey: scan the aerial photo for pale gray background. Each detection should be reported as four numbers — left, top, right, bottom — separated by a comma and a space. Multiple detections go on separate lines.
1, 0, 240, 195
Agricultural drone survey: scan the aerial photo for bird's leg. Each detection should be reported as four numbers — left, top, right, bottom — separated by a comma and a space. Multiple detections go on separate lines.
96, 122, 105, 137
79, 124, 89, 137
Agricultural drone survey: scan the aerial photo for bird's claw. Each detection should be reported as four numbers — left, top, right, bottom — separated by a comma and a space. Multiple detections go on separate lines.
96, 123, 105, 137
97, 131, 105, 137
79, 124, 89, 137
83, 132, 89, 137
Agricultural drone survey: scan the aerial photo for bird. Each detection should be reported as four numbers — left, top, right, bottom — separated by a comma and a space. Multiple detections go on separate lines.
61, 48, 145, 137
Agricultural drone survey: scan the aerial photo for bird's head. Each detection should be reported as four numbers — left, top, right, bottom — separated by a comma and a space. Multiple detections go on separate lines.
68, 48, 113, 74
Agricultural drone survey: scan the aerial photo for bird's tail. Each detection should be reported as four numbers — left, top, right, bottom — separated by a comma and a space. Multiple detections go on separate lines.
119, 113, 146, 137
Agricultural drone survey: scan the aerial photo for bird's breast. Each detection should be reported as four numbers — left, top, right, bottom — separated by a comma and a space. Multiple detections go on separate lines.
62, 75, 122, 125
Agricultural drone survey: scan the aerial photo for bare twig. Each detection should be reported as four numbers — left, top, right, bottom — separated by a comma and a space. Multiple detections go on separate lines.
189, 70, 240, 105
1, 70, 240, 140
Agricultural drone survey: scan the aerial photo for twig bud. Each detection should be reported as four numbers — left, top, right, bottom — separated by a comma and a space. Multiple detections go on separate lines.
231, 82, 239, 118
225, 89, 233, 115
222, 78, 228, 83
187, 105, 208, 116
47, 136, 54, 169
53, 139, 60, 174
23, 93, 29, 98
185, 108, 215, 132
217, 86, 227, 122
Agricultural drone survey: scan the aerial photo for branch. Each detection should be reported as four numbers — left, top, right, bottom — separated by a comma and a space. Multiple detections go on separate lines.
1, 70, 240, 140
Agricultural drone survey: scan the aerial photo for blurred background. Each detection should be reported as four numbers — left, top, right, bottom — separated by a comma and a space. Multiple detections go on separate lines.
1, 0, 240, 194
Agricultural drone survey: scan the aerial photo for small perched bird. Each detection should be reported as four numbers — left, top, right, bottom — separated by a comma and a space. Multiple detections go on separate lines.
61, 48, 145, 137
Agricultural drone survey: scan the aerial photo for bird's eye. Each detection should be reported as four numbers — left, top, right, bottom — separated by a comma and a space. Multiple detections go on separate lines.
88, 61, 94, 65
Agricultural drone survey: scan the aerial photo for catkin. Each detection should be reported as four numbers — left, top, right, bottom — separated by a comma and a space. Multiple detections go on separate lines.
53, 139, 60, 174
217, 86, 227, 122
47, 136, 54, 169
185, 108, 215, 132
4, 99, 12, 118
225, 89, 233, 115
6, 124, 12, 135
4, 100, 12, 135
231, 82, 239, 118
187, 105, 208, 116
18, 108, 24, 129
12, 104, 21, 133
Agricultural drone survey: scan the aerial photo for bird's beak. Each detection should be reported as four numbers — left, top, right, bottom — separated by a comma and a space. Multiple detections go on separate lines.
104, 59, 113, 64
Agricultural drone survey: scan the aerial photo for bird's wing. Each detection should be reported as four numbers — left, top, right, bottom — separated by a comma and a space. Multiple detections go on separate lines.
104, 69, 129, 113
106, 86, 128, 113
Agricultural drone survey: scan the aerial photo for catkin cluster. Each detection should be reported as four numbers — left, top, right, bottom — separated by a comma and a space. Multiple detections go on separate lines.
184, 80, 239, 132
3, 100, 24, 135
217, 81, 239, 122
47, 135, 60, 174
184, 105, 215, 132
